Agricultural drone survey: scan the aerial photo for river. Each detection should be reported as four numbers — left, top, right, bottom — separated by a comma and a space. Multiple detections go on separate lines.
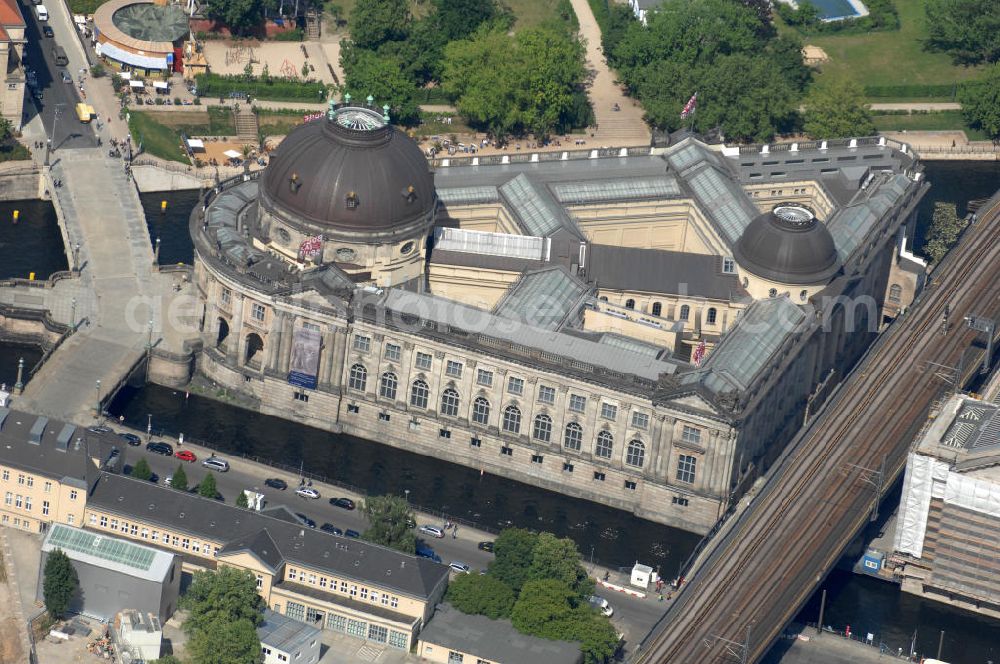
0, 199, 66, 280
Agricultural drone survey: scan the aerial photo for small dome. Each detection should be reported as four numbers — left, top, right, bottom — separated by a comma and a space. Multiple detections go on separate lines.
733, 204, 840, 285
259, 106, 435, 234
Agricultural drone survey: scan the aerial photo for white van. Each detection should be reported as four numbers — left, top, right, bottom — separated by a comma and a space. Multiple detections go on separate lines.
35, 5, 48, 21
202, 457, 230, 472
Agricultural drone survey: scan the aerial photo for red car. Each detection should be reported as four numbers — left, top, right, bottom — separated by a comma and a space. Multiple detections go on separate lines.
175, 450, 197, 462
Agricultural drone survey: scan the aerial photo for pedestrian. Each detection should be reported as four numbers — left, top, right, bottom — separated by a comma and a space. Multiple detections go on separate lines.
452, 530, 456, 539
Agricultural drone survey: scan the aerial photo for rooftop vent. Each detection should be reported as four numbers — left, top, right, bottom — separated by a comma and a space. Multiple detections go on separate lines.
56, 424, 75, 452
0, 408, 10, 431
28, 416, 48, 445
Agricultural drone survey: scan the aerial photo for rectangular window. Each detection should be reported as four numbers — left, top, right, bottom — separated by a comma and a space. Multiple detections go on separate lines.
17, 474, 23, 485
631, 412, 650, 430
470, 437, 481, 448
476, 369, 493, 387
319, 577, 327, 588
221, 288, 231, 305
379, 412, 391, 422
24, 497, 31, 511
369, 624, 388, 644
347, 404, 360, 414
500, 446, 513, 457
67, 514, 74, 525
353, 335, 371, 353
346, 619, 367, 638
600, 403, 618, 420
340, 581, 348, 593
42, 501, 50, 516
285, 601, 306, 621
537, 385, 556, 404
681, 425, 702, 445
563, 462, 574, 473
1, 470, 7, 481
327, 614, 347, 632
110, 518, 118, 530
531, 454, 543, 464
171, 535, 180, 547
26, 477, 33, 488
439, 429, 451, 439
507, 377, 524, 396
448, 652, 465, 664
390, 597, 398, 608
100, 515, 108, 527
288, 568, 298, 581
130, 524, 138, 535
672, 496, 689, 506
446, 360, 463, 378
415, 352, 432, 370
294, 391, 309, 402
360, 587, 368, 600
251, 303, 266, 322
593, 471, 605, 481
624, 480, 637, 491
677, 454, 697, 484
384, 343, 401, 362
370, 591, 378, 603
69, 490, 78, 501
349, 585, 357, 597
44, 481, 51, 493
152, 531, 159, 542
308, 574, 317, 585
388, 630, 408, 650
3, 492, 10, 506
15, 495, 22, 508
89, 514, 96, 525
181, 538, 190, 550
722, 257, 736, 274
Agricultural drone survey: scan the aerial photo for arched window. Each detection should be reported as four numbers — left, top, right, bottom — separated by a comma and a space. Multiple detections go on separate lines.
564, 423, 583, 451
626, 440, 645, 468
379, 372, 398, 400
533, 414, 552, 442
410, 379, 429, 408
244, 333, 264, 365
651, 302, 662, 317
216, 318, 229, 348
706, 308, 717, 325
502, 405, 521, 434
440, 388, 460, 417
595, 431, 613, 459
472, 396, 491, 425
888, 284, 902, 303
625, 298, 635, 310
348, 363, 367, 392
679, 305, 690, 321
768, 288, 777, 298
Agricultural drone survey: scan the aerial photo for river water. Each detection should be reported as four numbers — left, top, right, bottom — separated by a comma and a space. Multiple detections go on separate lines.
24, 161, 1000, 661
0, 199, 66, 280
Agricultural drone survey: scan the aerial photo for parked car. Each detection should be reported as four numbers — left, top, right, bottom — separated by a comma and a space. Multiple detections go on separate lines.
295, 513, 317, 529
60, 70, 71, 84
264, 478, 287, 491
146, 441, 173, 456
419, 525, 444, 539
477, 541, 494, 553
202, 457, 229, 472
588, 595, 614, 617
88, 425, 113, 434
175, 450, 197, 462
330, 497, 355, 510
448, 562, 471, 574
42, 25, 54, 38
296, 486, 320, 500
415, 542, 440, 562
320, 523, 342, 536
344, 529, 360, 539
146, 472, 159, 484
119, 432, 142, 446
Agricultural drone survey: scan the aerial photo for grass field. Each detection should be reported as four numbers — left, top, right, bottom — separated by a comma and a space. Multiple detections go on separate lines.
139, 108, 236, 136
872, 111, 988, 140
127, 112, 190, 164
789, 0, 983, 90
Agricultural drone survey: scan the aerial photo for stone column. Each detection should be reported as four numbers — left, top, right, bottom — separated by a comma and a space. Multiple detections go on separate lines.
655, 417, 676, 477
229, 296, 246, 366
277, 315, 295, 373
264, 311, 285, 373
327, 328, 348, 389
318, 328, 335, 386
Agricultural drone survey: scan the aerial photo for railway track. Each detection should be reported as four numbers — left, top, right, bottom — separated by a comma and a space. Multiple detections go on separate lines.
636, 194, 1000, 663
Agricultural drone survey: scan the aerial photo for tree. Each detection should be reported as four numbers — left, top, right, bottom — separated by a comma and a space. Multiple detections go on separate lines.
131, 457, 153, 481
488, 528, 538, 593
186, 616, 260, 664
960, 64, 1000, 140
181, 567, 264, 636
197, 473, 218, 499
446, 573, 516, 619
340, 47, 421, 125
431, 0, 509, 42
768, 33, 811, 93
923, 202, 968, 264
361, 494, 416, 554
803, 77, 875, 139
349, 0, 410, 50
512, 580, 618, 664
170, 464, 188, 492
204, 0, 267, 35
42, 549, 78, 619
236, 490, 250, 509
925, 0, 1000, 64
528, 533, 593, 598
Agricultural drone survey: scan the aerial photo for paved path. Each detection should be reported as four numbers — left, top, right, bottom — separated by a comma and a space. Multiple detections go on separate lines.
764, 628, 913, 663
869, 102, 961, 111
568, 0, 650, 146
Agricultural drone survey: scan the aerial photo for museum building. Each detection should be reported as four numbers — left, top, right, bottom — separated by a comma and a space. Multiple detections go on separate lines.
189, 99, 927, 534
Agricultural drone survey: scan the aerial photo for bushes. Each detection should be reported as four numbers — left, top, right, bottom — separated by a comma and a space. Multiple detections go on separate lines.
273, 28, 304, 41
863, 83, 958, 99
194, 73, 328, 103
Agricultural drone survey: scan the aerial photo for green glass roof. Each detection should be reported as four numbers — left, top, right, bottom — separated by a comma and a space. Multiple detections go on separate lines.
47, 524, 156, 571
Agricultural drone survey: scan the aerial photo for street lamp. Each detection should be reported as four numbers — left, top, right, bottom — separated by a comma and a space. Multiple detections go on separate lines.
404, 489, 410, 503
147, 413, 152, 442
94, 379, 101, 418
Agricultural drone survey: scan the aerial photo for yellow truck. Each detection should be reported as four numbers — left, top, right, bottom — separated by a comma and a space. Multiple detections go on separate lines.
75, 103, 94, 123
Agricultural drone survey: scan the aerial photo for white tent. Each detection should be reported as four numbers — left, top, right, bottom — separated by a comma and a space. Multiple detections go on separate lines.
153, 81, 169, 90
223, 149, 243, 159
128, 80, 145, 89
186, 138, 205, 152
118, 71, 132, 81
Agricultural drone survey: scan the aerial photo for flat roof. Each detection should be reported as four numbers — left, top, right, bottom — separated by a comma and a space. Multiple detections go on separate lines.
42, 524, 175, 582
420, 604, 581, 664
0, 409, 115, 486
257, 609, 320, 654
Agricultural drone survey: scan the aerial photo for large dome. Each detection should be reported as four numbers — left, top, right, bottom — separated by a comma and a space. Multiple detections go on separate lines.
259, 106, 435, 234
733, 204, 841, 285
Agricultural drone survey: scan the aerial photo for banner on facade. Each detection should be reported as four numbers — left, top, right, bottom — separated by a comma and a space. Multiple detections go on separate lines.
288, 327, 321, 389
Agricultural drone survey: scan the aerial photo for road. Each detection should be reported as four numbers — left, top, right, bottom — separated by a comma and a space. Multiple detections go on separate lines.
635, 189, 1000, 663
19, 0, 95, 151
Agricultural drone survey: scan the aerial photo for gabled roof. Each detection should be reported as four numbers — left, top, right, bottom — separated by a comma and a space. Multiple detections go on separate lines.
219, 528, 283, 572
0, 0, 24, 28
499, 174, 584, 240
493, 266, 590, 330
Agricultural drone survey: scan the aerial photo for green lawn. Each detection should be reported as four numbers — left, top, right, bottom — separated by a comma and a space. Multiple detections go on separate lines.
68, 0, 111, 14
872, 111, 988, 140
788, 0, 983, 92
127, 112, 190, 164
139, 108, 236, 136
